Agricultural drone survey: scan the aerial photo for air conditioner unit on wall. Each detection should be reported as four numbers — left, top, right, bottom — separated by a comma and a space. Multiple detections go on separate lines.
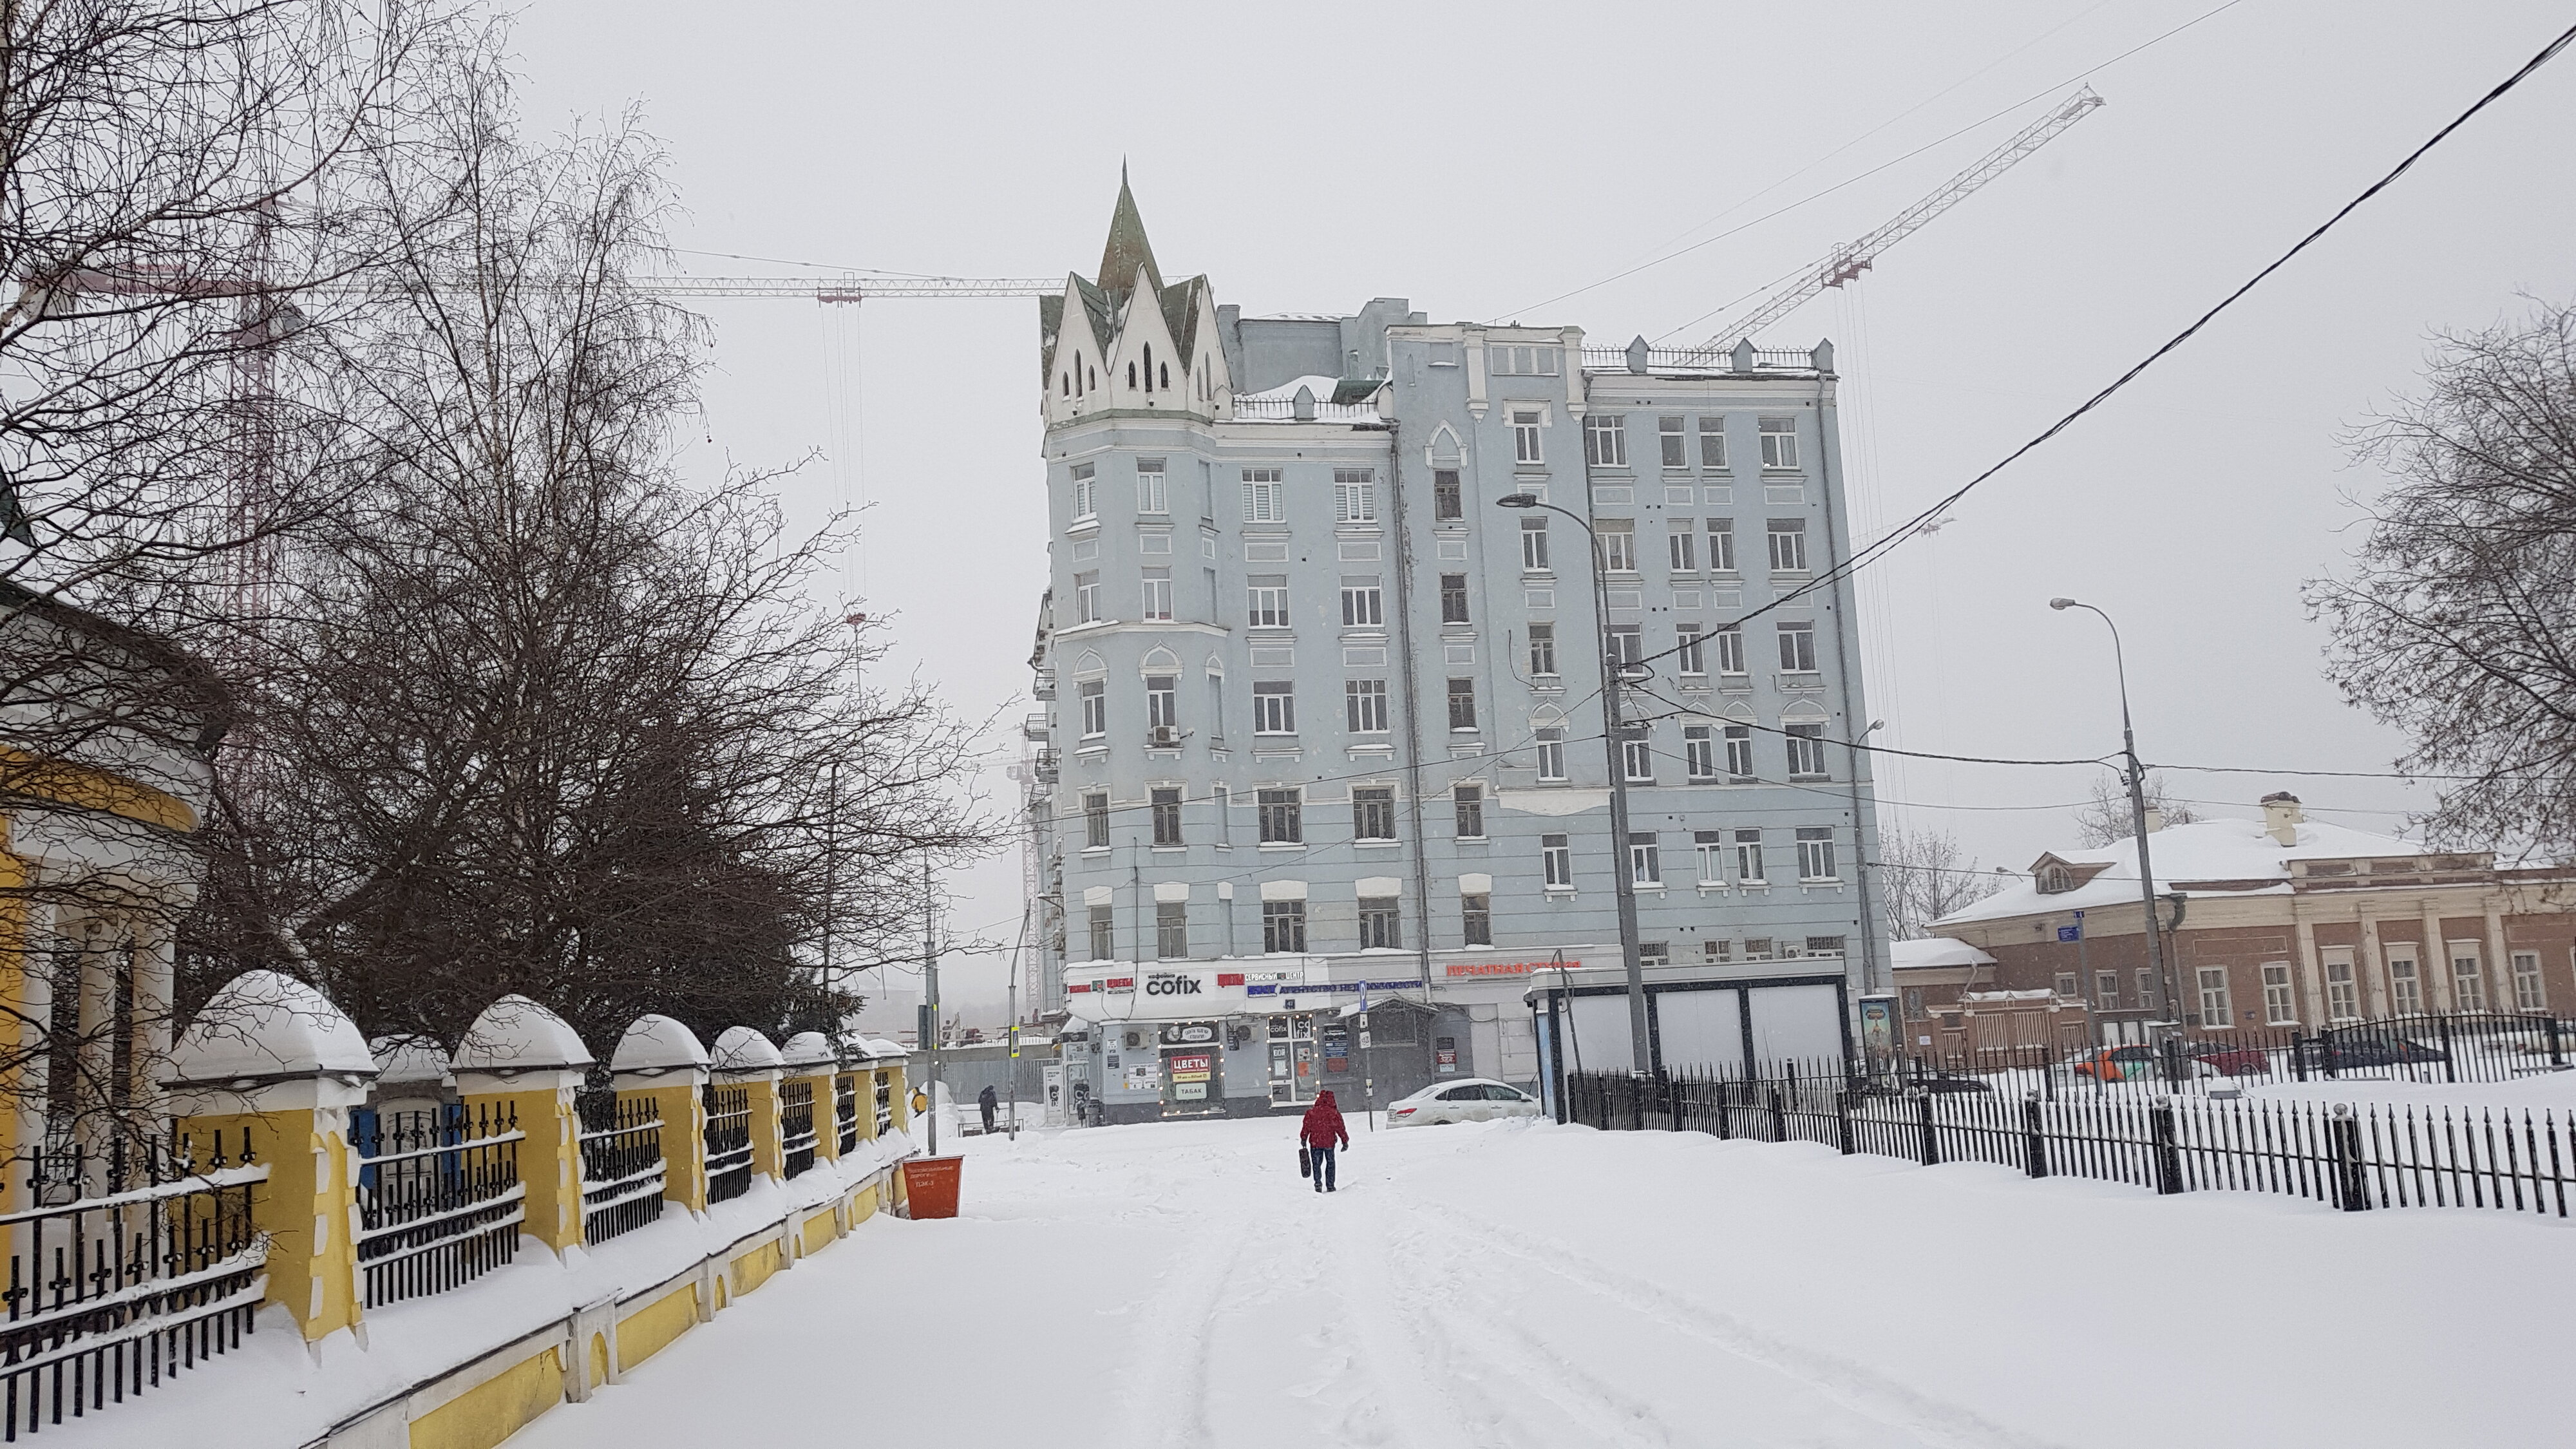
1148, 726, 1179, 746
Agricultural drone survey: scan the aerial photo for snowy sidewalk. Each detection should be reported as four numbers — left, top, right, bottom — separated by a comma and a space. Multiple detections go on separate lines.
509, 1116, 2568, 1449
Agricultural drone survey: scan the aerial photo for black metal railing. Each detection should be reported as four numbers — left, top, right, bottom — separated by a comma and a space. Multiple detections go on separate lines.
834, 1075, 859, 1157
781, 1081, 817, 1180
703, 1084, 752, 1204
873, 1075, 893, 1137
1567, 1056, 2576, 1218
352, 1103, 522, 1309
0, 1134, 265, 1441
574, 1092, 664, 1247
1896, 1009, 2570, 1096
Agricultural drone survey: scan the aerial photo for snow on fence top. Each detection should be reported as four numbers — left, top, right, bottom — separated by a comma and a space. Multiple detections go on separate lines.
613, 1013, 710, 1074
453, 993, 594, 1074
171, 969, 377, 1084
711, 1025, 784, 1073
777, 1030, 837, 1068
370, 1034, 453, 1088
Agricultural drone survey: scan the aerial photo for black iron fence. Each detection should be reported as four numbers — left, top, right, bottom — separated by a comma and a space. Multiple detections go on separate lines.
834, 1075, 859, 1157
0, 1134, 265, 1441
574, 1092, 664, 1247
703, 1084, 753, 1204
780, 1081, 817, 1180
1901, 1010, 2570, 1097
1567, 1058, 2576, 1218
873, 1075, 893, 1137
352, 1104, 523, 1308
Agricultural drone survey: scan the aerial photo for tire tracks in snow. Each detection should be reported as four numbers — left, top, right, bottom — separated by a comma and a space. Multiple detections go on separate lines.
1108, 1206, 1248, 1449
1379, 1193, 2065, 1449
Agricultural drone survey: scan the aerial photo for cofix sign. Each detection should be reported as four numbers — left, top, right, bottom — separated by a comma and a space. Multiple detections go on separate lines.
1144, 974, 1204, 997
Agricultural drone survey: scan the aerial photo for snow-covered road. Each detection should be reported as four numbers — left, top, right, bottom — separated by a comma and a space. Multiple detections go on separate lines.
513, 1113, 2568, 1449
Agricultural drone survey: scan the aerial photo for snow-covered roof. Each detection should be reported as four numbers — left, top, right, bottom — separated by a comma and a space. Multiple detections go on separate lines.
171, 970, 375, 1083
1888, 938, 1998, 972
1935, 815, 2427, 927
612, 1014, 709, 1074
711, 1025, 784, 1072
453, 994, 595, 1074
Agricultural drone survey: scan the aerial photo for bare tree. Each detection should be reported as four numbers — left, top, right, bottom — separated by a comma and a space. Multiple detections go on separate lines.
2313, 298, 2576, 860
2071, 772, 2200, 849
184, 70, 995, 1050
1879, 826, 2003, 940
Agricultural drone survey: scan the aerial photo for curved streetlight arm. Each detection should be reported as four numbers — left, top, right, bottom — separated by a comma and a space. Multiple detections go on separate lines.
2049, 598, 2179, 1050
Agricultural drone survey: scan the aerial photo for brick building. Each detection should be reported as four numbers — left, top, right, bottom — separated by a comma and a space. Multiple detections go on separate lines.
1902, 793, 2575, 1044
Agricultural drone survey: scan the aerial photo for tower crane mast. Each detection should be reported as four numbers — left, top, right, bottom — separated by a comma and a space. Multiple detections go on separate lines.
1689, 87, 2104, 359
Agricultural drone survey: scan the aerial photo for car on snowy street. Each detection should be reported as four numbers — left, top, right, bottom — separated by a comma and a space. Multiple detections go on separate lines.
2293, 1034, 2450, 1072
2181, 1039, 2273, 1076
1387, 1079, 1541, 1126
2050, 1043, 2216, 1088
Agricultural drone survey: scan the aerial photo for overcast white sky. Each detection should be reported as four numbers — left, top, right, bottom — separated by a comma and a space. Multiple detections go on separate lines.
507, 1, 2576, 1021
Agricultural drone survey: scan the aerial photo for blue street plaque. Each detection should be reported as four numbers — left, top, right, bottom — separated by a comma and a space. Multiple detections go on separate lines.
2056, 925, 2082, 943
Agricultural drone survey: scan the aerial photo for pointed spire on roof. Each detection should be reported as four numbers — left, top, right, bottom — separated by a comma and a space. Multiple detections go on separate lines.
1097, 169, 1162, 299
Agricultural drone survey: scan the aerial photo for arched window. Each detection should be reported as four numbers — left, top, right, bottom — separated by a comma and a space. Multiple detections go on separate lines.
1087, 363, 1095, 392
1075, 353, 1086, 396
1061, 372, 1070, 397
2039, 866, 2073, 895
1159, 360, 1170, 390
1128, 361, 1138, 389
1144, 343, 1155, 392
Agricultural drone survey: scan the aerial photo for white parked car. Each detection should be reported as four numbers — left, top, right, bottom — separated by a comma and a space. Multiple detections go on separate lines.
1387, 1078, 1541, 1126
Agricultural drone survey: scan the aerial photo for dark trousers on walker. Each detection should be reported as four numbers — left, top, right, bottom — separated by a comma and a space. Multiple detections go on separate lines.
1309, 1145, 1336, 1191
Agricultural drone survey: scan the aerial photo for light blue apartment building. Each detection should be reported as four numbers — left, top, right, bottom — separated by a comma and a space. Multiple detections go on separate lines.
1028, 182, 1882, 1122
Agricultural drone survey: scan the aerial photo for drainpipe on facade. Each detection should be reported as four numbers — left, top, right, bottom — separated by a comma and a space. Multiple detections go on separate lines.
1814, 366, 1884, 995
1381, 412, 1440, 1024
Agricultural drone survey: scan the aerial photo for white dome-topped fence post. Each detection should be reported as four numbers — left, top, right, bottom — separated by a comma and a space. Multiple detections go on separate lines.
165, 969, 379, 1345
612, 1015, 710, 1214
452, 996, 595, 1260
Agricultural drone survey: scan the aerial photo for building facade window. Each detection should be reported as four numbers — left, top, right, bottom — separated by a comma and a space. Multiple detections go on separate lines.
1439, 573, 1470, 623
2136, 968, 2160, 1012
1511, 408, 1544, 464
1461, 893, 1492, 947
1759, 417, 1799, 470
1136, 459, 1168, 515
1658, 417, 1687, 468
1490, 345, 1560, 376
1345, 679, 1390, 734
1528, 623, 1557, 677
1698, 417, 1728, 469
1446, 678, 1477, 731
1606, 624, 1643, 665
1157, 901, 1188, 959
2056, 972, 2080, 998
1777, 621, 1817, 672
1352, 786, 1396, 841
1252, 681, 1295, 734
1723, 724, 1754, 781
1257, 788, 1302, 844
1071, 461, 1097, 520
1535, 727, 1567, 781
1454, 784, 1484, 839
1079, 679, 1106, 738
1734, 829, 1765, 883
1676, 629, 1707, 676
1520, 516, 1550, 571
1669, 522, 1698, 573
1241, 468, 1283, 522
1640, 942, 1670, 967
1707, 520, 1736, 571
1145, 676, 1178, 735
1694, 830, 1725, 882
1767, 518, 1808, 573
1795, 826, 1835, 881
1151, 786, 1182, 846
1584, 415, 1627, 468
1088, 904, 1114, 960
2450, 947, 2486, 1012
1599, 522, 1637, 573
1622, 735, 1653, 782
1141, 569, 1173, 621
1541, 833, 1572, 887
1334, 469, 1377, 523
1075, 571, 1101, 623
1714, 625, 1747, 676
1247, 576, 1289, 629
1785, 724, 1828, 780
2098, 972, 2120, 1007
1341, 578, 1383, 628
1083, 791, 1110, 849
1358, 897, 1401, 950
1684, 726, 1716, 781
2197, 967, 2234, 1028
1629, 832, 1660, 886
1262, 900, 1307, 953
1707, 940, 1734, 963
2260, 963, 2297, 1025
2325, 958, 2357, 1019
1433, 468, 1463, 521
2387, 953, 2422, 1012
2512, 951, 2546, 1011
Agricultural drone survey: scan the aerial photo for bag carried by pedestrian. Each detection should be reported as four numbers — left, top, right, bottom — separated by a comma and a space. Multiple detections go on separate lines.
1298, 1146, 1312, 1178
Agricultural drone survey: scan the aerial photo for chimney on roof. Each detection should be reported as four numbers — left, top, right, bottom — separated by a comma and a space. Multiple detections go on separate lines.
2260, 791, 2304, 847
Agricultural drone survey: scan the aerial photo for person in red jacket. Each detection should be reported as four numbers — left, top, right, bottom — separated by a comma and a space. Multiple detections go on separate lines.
1300, 1090, 1350, 1193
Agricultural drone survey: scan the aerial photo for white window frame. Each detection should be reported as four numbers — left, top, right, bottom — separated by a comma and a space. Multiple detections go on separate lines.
1136, 459, 1168, 515
1759, 417, 1799, 471
1510, 408, 1544, 465
1599, 523, 1636, 573
1723, 724, 1754, 781
2260, 963, 2297, 1025
1345, 679, 1390, 734
1658, 417, 1687, 469
1520, 516, 1550, 571
1707, 520, 1736, 573
1795, 827, 1837, 882
1241, 468, 1284, 523
1078, 679, 1106, 739
2325, 956, 2359, 1021
1247, 577, 1289, 629
1622, 735, 1653, 782
1334, 469, 1378, 523
1693, 829, 1724, 884
1629, 833, 1660, 886
1777, 621, 1817, 672
2387, 952, 2422, 1014
1541, 833, 1572, 887
1071, 461, 1097, 521
1697, 417, 1728, 470
1734, 829, 1765, 884
1676, 629, 1706, 676
2512, 951, 2546, 1011
1768, 519, 1808, 573
1252, 682, 1296, 735
1535, 727, 1567, 781
2449, 945, 2486, 1012
1141, 569, 1173, 622
1668, 523, 1697, 573
1714, 625, 1747, 676
1683, 725, 1716, 781
2196, 967, 2235, 1028
1340, 580, 1384, 628
1074, 571, 1101, 624
1583, 414, 1627, 468
1785, 723, 1828, 780
1528, 623, 1557, 678
1453, 783, 1485, 840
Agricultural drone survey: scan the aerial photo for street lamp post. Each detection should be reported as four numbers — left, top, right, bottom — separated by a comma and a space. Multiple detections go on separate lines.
1499, 493, 1652, 1079
2048, 598, 2179, 1043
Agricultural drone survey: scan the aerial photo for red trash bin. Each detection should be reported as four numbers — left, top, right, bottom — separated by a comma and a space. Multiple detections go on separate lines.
900, 1156, 963, 1219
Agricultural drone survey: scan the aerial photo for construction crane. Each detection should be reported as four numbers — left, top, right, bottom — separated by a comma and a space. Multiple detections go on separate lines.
1687, 86, 2104, 359
629, 275, 1058, 302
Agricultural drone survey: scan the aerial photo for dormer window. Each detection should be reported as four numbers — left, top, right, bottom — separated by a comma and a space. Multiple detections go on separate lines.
2038, 866, 2074, 895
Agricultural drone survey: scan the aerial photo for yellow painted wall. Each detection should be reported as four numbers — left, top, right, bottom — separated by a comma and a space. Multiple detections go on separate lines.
800, 1208, 836, 1256
407, 1347, 564, 1449
615, 1282, 699, 1370
625, 1081, 706, 1212
460, 1084, 582, 1252
176, 1106, 361, 1340
732, 1240, 782, 1297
